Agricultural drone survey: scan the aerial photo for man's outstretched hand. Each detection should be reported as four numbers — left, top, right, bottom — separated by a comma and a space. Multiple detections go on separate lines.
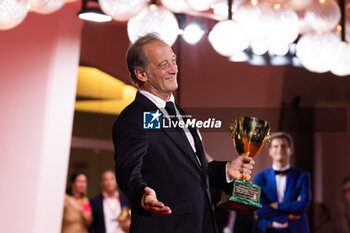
227, 156, 255, 181
141, 187, 172, 214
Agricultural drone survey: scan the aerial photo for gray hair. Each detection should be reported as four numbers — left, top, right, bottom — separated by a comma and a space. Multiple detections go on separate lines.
126, 33, 164, 84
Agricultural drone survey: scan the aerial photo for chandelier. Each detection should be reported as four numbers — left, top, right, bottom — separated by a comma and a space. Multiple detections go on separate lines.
1, 0, 349, 76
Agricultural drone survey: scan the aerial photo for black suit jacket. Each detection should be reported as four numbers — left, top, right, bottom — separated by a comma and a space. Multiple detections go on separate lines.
112, 92, 231, 233
89, 193, 130, 233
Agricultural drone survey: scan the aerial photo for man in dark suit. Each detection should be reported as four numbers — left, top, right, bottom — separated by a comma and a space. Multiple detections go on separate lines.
112, 33, 255, 233
253, 132, 311, 233
113, 34, 254, 233
90, 170, 131, 233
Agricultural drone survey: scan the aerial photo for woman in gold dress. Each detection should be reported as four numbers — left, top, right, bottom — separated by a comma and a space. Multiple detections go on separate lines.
61, 172, 93, 233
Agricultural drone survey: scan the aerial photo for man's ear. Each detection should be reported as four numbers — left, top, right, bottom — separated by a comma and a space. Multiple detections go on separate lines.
268, 147, 273, 158
134, 67, 148, 82
289, 146, 294, 156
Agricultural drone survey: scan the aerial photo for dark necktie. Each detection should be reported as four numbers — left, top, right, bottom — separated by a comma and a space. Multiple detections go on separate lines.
165, 101, 180, 129
164, 101, 202, 167
274, 169, 290, 176
165, 101, 179, 124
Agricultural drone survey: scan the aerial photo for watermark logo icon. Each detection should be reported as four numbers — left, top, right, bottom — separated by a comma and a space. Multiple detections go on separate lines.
143, 110, 162, 129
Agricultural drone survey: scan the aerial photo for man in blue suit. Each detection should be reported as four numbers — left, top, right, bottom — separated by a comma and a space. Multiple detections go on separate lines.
90, 170, 131, 233
253, 132, 311, 233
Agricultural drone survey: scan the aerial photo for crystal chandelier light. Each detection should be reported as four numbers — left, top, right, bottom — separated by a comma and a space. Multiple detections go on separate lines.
208, 20, 248, 57
160, 0, 189, 13
251, 40, 269, 55
330, 42, 350, 76
127, 4, 179, 46
264, 0, 288, 5
29, 0, 65, 14
296, 32, 341, 73
99, 0, 148, 22
185, 0, 216, 11
233, 1, 274, 42
0, 0, 347, 77
266, 7, 299, 56
286, 0, 313, 11
211, 0, 245, 20
304, 0, 341, 33
0, 0, 30, 30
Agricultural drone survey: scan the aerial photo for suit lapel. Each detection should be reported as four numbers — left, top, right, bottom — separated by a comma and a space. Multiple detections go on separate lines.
176, 103, 206, 173
283, 168, 297, 201
188, 126, 207, 170
135, 92, 203, 174
267, 168, 279, 202
98, 195, 105, 222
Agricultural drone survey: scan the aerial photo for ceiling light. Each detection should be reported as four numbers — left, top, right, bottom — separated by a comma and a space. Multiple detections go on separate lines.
251, 40, 268, 55
211, 0, 245, 20
186, 0, 216, 11
228, 51, 250, 62
78, 0, 112, 23
98, 0, 148, 22
268, 43, 289, 56
248, 54, 268, 66
160, 0, 189, 13
0, 0, 30, 30
182, 23, 205, 45
270, 56, 291, 66
234, 2, 274, 42
286, 0, 313, 11
289, 42, 297, 55
78, 8, 112, 22
127, 5, 179, 46
330, 42, 350, 76
266, 8, 299, 49
296, 32, 340, 73
30, 0, 65, 14
291, 56, 303, 67
208, 20, 248, 57
304, 0, 341, 33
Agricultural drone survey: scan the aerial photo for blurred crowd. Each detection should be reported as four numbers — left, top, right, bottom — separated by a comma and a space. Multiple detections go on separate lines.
61, 132, 350, 233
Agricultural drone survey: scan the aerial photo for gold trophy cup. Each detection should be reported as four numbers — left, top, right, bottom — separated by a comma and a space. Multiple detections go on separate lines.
217, 116, 270, 213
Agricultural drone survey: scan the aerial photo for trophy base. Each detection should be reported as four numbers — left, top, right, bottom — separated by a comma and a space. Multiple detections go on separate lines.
217, 193, 262, 214
216, 180, 262, 214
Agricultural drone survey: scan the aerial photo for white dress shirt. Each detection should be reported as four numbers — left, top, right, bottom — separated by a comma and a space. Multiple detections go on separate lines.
103, 191, 123, 233
139, 90, 199, 160
271, 164, 290, 228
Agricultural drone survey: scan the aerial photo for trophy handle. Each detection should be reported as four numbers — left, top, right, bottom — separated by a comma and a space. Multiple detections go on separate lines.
229, 118, 238, 140
264, 128, 271, 147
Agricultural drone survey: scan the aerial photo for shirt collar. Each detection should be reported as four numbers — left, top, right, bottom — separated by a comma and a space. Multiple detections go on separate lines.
272, 164, 290, 171
139, 90, 175, 108
102, 191, 119, 199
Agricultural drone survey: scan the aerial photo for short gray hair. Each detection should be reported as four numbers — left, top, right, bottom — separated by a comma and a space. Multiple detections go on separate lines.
126, 33, 164, 84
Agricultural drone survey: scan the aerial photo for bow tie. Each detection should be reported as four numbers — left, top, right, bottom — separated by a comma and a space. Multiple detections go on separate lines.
274, 169, 290, 176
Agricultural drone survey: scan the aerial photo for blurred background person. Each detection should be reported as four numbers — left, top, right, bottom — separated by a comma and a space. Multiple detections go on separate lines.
90, 170, 131, 233
62, 171, 93, 233
335, 175, 350, 233
253, 132, 311, 233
